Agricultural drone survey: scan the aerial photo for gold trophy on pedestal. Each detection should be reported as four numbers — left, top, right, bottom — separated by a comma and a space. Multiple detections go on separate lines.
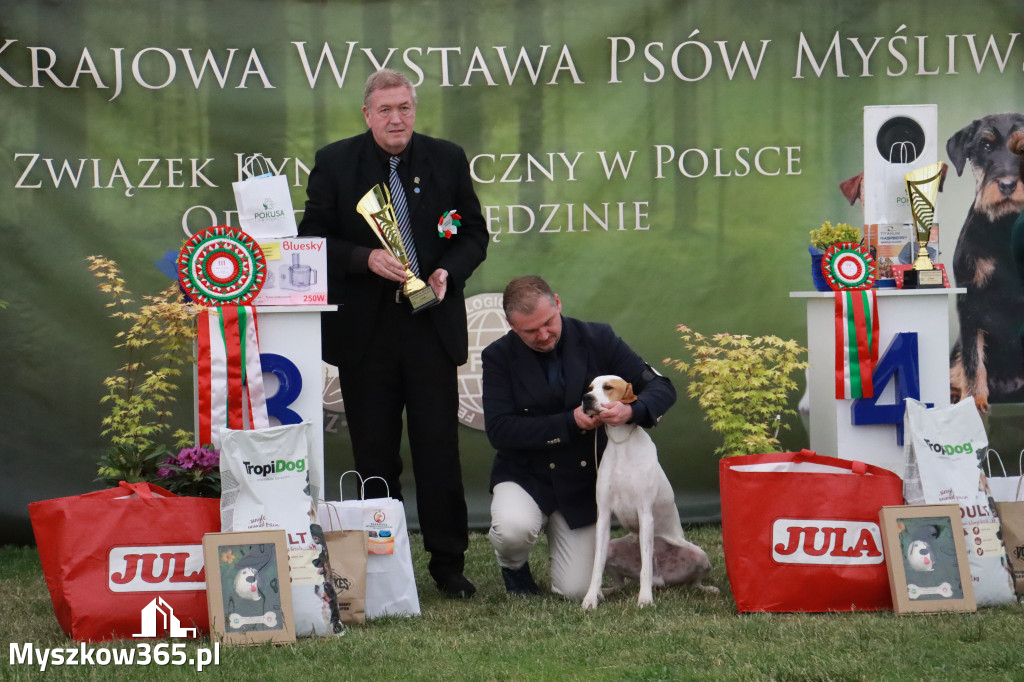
357, 184, 439, 312
903, 162, 946, 288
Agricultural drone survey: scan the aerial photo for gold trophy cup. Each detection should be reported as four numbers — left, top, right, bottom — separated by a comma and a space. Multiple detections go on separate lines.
903, 162, 946, 288
357, 184, 439, 312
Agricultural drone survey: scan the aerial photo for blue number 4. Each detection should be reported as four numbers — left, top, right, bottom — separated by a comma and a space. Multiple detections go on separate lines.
850, 332, 932, 445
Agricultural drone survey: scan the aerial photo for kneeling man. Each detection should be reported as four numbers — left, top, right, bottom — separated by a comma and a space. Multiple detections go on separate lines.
481, 275, 676, 597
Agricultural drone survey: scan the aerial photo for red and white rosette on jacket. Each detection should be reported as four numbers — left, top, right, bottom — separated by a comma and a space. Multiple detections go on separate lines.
178, 226, 269, 447
821, 242, 879, 400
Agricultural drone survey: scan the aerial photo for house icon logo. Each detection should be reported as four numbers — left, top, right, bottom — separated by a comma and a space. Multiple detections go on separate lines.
133, 597, 198, 638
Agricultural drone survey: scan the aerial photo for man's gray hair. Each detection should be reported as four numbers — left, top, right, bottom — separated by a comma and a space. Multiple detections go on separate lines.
363, 68, 417, 109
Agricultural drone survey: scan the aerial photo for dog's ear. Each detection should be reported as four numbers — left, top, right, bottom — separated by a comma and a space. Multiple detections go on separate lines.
946, 119, 979, 176
1008, 130, 1024, 156
619, 382, 637, 404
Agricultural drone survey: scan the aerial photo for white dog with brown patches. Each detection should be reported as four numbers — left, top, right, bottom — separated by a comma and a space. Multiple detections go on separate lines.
581, 375, 717, 610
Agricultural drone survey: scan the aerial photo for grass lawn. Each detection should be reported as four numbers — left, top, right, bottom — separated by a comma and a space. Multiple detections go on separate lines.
4, 525, 1023, 681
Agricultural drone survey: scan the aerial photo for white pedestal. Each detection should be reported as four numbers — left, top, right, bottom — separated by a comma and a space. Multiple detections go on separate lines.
194, 305, 335, 493
791, 289, 962, 474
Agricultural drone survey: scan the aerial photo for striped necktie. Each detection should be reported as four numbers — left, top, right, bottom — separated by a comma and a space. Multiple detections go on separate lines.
389, 155, 420, 277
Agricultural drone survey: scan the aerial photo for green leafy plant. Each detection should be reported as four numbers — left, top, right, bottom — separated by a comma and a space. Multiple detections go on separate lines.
87, 255, 197, 485
665, 325, 808, 457
809, 220, 861, 252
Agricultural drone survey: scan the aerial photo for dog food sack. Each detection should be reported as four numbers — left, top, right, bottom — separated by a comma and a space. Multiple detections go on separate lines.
903, 399, 1016, 606
220, 422, 342, 636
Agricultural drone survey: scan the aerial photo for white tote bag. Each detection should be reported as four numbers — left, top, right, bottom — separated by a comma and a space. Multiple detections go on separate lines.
232, 153, 298, 238
982, 449, 1024, 503
318, 472, 421, 619
903, 399, 1016, 606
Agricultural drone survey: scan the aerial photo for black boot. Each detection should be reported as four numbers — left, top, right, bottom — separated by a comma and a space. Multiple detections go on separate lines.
501, 562, 540, 595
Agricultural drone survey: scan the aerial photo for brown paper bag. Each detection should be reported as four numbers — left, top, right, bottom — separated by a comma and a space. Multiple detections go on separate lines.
994, 501, 1024, 597
323, 528, 369, 625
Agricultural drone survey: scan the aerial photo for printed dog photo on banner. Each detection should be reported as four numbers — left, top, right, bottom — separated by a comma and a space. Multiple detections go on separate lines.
945, 112, 1024, 411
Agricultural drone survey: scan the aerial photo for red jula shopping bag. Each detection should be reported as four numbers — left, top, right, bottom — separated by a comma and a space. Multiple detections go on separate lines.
719, 450, 904, 613
28, 481, 220, 642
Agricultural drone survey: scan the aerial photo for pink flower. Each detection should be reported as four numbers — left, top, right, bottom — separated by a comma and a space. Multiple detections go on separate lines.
171, 445, 219, 473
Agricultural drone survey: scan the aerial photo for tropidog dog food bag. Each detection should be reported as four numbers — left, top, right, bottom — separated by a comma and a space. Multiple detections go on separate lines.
903, 399, 1016, 606
220, 422, 342, 636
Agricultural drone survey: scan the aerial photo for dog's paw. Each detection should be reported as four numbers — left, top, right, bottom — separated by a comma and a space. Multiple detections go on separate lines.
697, 584, 720, 595
581, 592, 600, 611
973, 394, 990, 414
637, 590, 654, 607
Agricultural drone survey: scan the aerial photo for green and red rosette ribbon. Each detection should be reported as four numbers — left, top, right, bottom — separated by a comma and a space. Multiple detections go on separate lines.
822, 242, 879, 399
178, 226, 269, 447
177, 225, 267, 306
438, 210, 461, 239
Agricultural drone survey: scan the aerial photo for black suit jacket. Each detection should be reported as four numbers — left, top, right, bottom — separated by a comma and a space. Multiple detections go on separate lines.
482, 316, 676, 529
298, 130, 487, 367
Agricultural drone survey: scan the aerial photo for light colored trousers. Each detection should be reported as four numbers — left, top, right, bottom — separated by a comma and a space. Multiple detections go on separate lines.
489, 481, 596, 600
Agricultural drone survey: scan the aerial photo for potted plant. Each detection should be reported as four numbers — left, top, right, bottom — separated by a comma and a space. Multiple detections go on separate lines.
87, 255, 219, 496
664, 324, 807, 457
808, 221, 862, 291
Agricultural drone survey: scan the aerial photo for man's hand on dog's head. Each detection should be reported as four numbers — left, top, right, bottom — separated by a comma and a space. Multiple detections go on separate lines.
573, 405, 602, 431
575, 402, 633, 430
596, 402, 633, 427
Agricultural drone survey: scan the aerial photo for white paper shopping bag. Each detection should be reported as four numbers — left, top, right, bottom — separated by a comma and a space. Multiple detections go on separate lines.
318, 472, 421, 619
232, 153, 298, 238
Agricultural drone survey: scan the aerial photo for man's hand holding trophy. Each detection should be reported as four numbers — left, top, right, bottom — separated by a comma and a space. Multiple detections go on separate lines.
357, 184, 440, 312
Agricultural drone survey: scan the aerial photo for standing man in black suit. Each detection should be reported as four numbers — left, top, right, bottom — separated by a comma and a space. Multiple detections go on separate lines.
299, 68, 487, 598
482, 276, 676, 598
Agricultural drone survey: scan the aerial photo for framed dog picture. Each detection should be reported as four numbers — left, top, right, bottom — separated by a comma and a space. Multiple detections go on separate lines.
202, 530, 295, 645
879, 505, 976, 614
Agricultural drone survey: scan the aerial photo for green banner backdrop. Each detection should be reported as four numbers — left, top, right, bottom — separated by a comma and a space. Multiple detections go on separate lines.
3, 0, 1023, 543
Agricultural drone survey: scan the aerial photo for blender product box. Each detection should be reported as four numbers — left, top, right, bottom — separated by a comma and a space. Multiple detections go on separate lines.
253, 237, 328, 306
